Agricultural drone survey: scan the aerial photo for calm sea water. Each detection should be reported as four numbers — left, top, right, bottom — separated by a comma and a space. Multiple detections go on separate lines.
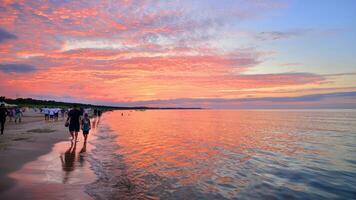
86, 110, 356, 199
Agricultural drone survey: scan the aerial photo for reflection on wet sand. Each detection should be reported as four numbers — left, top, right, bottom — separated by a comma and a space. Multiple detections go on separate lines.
79, 141, 87, 166
5, 139, 96, 199
61, 141, 76, 171
60, 141, 87, 183
60, 140, 90, 184
91, 116, 100, 130
59, 140, 94, 185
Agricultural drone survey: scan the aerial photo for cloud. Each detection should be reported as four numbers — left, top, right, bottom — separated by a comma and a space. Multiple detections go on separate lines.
0, 28, 17, 43
278, 62, 302, 67
61, 39, 128, 51
0, 63, 37, 73
0, 0, 354, 109
256, 30, 310, 41
112, 91, 356, 109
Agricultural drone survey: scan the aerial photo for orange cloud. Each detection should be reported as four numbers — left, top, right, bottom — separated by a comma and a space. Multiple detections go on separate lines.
0, 0, 355, 108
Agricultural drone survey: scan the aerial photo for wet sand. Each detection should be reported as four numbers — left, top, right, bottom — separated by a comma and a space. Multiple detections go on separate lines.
0, 112, 95, 199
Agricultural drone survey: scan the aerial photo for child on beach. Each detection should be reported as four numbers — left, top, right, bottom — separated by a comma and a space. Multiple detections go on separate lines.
81, 113, 91, 143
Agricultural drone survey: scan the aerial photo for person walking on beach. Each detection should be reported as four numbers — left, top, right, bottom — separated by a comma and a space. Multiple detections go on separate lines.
54, 108, 59, 121
14, 107, 22, 123
66, 104, 82, 141
81, 113, 91, 143
43, 106, 49, 121
8, 108, 13, 122
0, 104, 9, 135
11, 108, 16, 122
61, 108, 65, 118
49, 108, 55, 121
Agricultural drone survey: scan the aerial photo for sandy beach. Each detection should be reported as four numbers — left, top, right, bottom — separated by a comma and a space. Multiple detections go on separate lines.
0, 111, 95, 199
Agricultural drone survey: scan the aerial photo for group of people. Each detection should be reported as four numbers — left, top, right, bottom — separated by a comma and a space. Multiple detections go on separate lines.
65, 104, 90, 143
6, 107, 23, 123
59, 106, 103, 183
41, 105, 100, 143
0, 103, 103, 142
42, 107, 66, 121
64, 105, 103, 143
0, 104, 24, 135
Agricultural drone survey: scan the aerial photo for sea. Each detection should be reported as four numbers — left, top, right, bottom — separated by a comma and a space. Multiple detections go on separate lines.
83, 109, 356, 199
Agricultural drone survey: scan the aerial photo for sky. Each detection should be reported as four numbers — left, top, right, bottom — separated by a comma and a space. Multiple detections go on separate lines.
0, 0, 355, 108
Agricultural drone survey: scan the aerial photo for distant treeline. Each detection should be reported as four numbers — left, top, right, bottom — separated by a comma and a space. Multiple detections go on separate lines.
0, 96, 201, 110
1, 96, 117, 109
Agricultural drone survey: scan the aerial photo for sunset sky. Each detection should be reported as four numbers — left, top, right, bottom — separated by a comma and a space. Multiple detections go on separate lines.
0, 0, 355, 108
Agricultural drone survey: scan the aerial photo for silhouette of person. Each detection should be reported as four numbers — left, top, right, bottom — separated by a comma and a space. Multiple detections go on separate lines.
0, 103, 9, 135
66, 104, 82, 141
14, 107, 22, 123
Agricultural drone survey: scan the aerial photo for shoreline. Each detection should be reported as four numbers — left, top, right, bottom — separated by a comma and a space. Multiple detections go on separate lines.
0, 112, 70, 196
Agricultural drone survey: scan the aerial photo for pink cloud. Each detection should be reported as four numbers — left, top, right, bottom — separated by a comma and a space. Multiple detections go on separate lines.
0, 0, 354, 108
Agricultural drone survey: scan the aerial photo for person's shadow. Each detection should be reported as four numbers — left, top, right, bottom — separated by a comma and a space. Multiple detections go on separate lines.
60, 141, 77, 183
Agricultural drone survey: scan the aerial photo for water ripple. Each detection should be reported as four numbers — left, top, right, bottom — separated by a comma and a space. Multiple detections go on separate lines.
86, 110, 356, 199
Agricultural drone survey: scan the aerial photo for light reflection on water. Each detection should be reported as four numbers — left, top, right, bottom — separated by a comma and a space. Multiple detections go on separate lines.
87, 110, 356, 199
